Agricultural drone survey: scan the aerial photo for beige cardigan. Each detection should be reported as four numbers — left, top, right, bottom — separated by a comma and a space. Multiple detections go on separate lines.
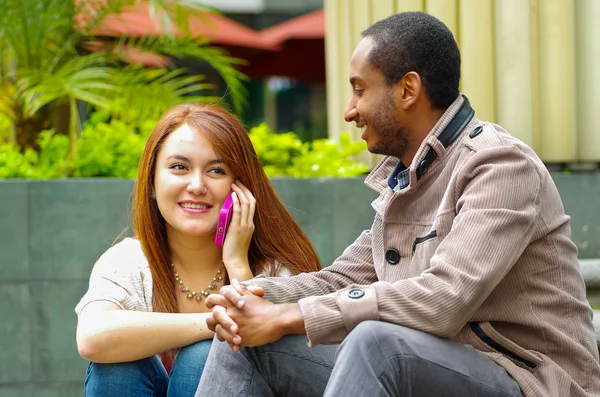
248, 96, 600, 397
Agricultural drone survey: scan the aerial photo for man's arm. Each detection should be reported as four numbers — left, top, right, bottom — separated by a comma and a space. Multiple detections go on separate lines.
296, 145, 543, 346
206, 228, 378, 346
208, 227, 378, 312
244, 228, 379, 304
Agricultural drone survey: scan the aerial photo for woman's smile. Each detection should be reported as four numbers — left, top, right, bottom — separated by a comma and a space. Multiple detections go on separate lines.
179, 201, 212, 214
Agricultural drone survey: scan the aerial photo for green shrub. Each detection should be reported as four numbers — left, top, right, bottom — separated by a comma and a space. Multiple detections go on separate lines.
248, 123, 307, 177
0, 142, 40, 178
0, 130, 70, 178
36, 130, 70, 177
0, 113, 12, 140
248, 123, 369, 178
0, 117, 370, 179
288, 133, 370, 178
73, 116, 153, 178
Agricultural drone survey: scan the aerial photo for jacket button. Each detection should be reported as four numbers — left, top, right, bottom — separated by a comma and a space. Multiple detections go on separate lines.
469, 126, 483, 138
418, 159, 429, 175
385, 248, 401, 265
348, 288, 365, 299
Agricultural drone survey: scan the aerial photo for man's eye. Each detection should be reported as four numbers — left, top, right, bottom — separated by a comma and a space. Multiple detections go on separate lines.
169, 163, 187, 171
353, 88, 363, 96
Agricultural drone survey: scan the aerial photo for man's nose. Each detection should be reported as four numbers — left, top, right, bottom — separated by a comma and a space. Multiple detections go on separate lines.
344, 100, 358, 123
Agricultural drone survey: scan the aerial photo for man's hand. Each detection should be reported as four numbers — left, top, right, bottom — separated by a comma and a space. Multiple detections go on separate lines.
205, 278, 265, 349
222, 278, 265, 308
215, 294, 286, 347
205, 279, 305, 349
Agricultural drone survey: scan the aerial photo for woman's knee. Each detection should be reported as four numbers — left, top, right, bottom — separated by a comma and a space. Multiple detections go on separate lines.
87, 356, 165, 378
174, 340, 213, 366
168, 340, 213, 397
85, 357, 168, 396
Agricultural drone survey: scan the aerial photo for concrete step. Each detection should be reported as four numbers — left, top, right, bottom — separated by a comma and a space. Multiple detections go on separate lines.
594, 311, 600, 344
582, 259, 600, 308
581, 259, 600, 288
581, 259, 600, 343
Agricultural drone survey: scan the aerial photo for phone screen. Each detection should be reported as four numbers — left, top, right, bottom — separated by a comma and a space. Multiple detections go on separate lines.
215, 192, 234, 247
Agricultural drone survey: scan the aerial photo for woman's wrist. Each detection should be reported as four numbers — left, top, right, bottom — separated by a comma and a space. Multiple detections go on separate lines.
223, 258, 253, 281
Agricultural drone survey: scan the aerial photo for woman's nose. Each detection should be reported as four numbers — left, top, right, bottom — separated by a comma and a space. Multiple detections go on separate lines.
187, 175, 207, 195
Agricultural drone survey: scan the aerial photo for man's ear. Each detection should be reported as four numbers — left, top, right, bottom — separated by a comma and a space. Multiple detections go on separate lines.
396, 72, 423, 111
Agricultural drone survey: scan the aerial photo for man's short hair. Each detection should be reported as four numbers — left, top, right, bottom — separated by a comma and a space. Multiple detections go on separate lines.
362, 12, 461, 109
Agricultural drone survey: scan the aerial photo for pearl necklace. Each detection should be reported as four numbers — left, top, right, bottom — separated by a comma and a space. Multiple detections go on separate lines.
171, 262, 224, 302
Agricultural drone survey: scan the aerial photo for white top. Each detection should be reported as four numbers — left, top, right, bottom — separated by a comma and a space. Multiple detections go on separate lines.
75, 237, 291, 315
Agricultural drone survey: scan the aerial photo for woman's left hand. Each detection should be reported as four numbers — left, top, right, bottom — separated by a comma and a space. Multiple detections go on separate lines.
221, 181, 256, 281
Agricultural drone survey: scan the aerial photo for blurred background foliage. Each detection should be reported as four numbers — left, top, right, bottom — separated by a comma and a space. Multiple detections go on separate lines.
0, 0, 245, 157
249, 124, 369, 178
0, 117, 368, 178
0, 0, 368, 179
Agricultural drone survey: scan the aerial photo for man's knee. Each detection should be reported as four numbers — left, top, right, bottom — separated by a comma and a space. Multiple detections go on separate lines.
342, 321, 436, 358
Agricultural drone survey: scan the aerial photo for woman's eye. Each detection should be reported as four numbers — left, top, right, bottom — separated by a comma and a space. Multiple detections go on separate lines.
353, 88, 363, 96
209, 167, 226, 175
169, 163, 187, 171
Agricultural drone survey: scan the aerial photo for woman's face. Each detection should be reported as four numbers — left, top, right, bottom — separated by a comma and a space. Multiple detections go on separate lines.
153, 124, 235, 239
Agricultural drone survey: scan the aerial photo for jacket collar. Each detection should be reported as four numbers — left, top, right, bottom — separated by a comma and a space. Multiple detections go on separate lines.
364, 94, 471, 194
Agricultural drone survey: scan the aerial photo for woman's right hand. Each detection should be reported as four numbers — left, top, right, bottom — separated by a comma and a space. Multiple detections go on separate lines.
221, 181, 256, 281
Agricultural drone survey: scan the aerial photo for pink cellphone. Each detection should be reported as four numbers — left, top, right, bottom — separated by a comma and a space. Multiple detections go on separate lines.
215, 192, 234, 247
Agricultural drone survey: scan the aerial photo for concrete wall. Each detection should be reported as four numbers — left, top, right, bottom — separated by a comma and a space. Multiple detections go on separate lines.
0, 173, 598, 394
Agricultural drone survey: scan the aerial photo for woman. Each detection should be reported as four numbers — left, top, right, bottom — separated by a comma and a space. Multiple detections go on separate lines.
75, 104, 321, 397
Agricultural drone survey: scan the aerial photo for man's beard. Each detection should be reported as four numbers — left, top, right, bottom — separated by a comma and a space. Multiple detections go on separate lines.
367, 93, 410, 159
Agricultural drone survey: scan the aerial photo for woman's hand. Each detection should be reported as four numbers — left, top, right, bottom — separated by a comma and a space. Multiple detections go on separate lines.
221, 181, 256, 281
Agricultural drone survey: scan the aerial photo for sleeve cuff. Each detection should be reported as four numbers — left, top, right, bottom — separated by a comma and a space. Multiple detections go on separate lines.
298, 296, 347, 347
336, 286, 380, 332
298, 286, 380, 346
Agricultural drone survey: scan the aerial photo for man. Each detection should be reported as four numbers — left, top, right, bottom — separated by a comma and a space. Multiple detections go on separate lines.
195, 12, 600, 397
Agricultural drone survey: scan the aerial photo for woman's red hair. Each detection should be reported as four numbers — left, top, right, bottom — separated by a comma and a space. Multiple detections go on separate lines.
132, 103, 321, 318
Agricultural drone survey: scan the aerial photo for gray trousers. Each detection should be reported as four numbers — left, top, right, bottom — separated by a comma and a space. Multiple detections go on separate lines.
195, 321, 524, 397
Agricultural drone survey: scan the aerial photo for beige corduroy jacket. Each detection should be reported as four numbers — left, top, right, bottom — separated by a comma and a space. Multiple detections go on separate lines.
251, 96, 600, 397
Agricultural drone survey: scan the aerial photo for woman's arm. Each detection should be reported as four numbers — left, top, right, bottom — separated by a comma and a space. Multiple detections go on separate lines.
76, 301, 213, 363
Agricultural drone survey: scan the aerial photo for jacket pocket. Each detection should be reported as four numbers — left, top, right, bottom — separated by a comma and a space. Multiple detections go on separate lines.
412, 230, 438, 254
469, 322, 541, 370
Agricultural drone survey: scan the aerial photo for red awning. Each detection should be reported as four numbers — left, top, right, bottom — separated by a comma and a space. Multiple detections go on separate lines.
78, 5, 327, 82
77, 3, 278, 51
260, 9, 325, 46
241, 9, 326, 82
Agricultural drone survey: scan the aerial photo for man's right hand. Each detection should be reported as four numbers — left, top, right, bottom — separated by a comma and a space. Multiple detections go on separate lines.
205, 278, 265, 349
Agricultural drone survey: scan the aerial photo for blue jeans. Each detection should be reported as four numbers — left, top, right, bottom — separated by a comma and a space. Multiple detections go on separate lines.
85, 340, 212, 397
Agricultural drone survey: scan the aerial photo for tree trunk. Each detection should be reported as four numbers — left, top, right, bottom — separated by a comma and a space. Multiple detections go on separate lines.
14, 106, 52, 151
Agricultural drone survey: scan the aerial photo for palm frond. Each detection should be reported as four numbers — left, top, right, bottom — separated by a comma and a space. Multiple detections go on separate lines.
105, 65, 220, 123
16, 54, 118, 117
2, 0, 250, 151
142, 0, 218, 36
114, 35, 248, 113
0, 0, 75, 70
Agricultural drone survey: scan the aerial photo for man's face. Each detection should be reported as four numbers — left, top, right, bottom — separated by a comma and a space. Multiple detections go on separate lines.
344, 37, 410, 159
